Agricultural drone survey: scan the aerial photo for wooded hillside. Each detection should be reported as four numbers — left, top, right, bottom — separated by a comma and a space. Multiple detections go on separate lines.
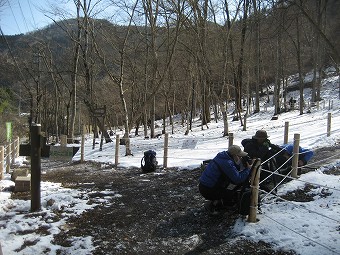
0, 0, 339, 147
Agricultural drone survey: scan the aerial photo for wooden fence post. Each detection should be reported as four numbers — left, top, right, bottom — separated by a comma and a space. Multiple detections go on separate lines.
243, 115, 247, 131
0, 146, 4, 180
16, 136, 20, 158
115, 135, 120, 167
163, 133, 169, 169
30, 124, 42, 212
99, 132, 104, 151
248, 159, 261, 223
327, 112, 331, 137
11, 140, 16, 165
284, 122, 289, 144
291, 134, 300, 178
228, 133, 234, 147
60, 135, 67, 147
6, 143, 11, 173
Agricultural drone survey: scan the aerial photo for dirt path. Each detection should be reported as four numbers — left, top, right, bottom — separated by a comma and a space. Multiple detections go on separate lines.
39, 145, 339, 254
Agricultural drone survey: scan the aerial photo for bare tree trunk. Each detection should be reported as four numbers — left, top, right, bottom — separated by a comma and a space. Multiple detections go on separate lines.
313, 0, 326, 102
274, 31, 282, 115
252, 0, 260, 113
143, 26, 149, 138
150, 96, 155, 138
235, 0, 249, 119
69, 0, 82, 141
296, 17, 304, 115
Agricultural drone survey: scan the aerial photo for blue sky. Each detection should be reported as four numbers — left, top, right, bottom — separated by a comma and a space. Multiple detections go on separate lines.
0, 0, 75, 35
0, 0, 131, 35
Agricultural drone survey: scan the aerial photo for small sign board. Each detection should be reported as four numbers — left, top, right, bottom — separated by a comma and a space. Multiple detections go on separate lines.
182, 139, 198, 149
6, 122, 12, 142
49, 146, 74, 161
93, 107, 106, 117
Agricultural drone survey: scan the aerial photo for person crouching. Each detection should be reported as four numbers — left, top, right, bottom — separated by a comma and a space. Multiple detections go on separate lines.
199, 145, 254, 214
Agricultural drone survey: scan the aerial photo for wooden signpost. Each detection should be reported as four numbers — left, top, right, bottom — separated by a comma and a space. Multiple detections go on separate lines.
19, 124, 50, 212
92, 106, 106, 151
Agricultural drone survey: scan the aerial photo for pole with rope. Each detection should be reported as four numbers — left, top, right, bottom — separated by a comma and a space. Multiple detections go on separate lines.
291, 134, 300, 178
248, 159, 261, 223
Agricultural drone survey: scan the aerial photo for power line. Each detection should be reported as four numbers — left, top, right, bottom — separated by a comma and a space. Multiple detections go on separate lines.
8, 0, 21, 34
17, 0, 29, 33
27, 0, 36, 28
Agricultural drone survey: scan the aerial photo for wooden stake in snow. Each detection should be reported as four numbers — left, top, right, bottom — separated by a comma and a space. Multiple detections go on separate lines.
115, 135, 120, 167
0, 146, 4, 180
228, 133, 234, 147
327, 112, 332, 137
163, 133, 169, 169
291, 133, 300, 178
284, 121, 289, 144
81, 125, 85, 163
248, 159, 261, 223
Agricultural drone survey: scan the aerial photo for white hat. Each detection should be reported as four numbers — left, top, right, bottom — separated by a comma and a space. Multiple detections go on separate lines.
228, 145, 248, 157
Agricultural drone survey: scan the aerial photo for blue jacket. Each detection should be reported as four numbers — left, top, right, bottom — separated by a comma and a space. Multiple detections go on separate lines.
199, 151, 251, 188
282, 144, 314, 164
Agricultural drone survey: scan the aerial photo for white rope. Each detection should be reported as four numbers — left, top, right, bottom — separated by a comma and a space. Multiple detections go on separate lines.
261, 213, 339, 254
260, 167, 340, 193
261, 146, 287, 165
259, 154, 294, 185
261, 168, 294, 201
259, 189, 340, 223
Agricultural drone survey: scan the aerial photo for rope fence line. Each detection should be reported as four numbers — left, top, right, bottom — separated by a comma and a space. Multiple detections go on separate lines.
259, 147, 315, 186
0, 137, 20, 179
87, 110, 336, 166
260, 167, 294, 201
250, 177, 340, 254
258, 189, 340, 223
165, 136, 229, 141
261, 213, 339, 254
259, 167, 340, 193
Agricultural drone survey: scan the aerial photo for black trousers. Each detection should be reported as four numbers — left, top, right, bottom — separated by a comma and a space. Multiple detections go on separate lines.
199, 183, 236, 206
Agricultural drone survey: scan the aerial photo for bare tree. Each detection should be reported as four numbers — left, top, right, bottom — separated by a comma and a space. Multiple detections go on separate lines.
252, 0, 260, 113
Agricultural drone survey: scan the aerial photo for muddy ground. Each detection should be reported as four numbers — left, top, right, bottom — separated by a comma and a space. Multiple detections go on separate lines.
16, 145, 340, 254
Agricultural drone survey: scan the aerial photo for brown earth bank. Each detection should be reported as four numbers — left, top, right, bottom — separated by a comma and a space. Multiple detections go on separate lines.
37, 145, 339, 254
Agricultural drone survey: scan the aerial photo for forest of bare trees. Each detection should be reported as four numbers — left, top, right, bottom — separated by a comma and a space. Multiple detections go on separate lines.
0, 0, 339, 148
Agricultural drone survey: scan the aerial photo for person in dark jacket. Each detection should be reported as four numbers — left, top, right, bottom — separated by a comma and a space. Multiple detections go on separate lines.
241, 130, 281, 190
199, 145, 253, 213
241, 130, 280, 162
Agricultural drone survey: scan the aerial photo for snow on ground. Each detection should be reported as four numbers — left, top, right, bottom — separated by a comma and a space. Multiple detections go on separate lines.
234, 163, 340, 255
0, 73, 339, 254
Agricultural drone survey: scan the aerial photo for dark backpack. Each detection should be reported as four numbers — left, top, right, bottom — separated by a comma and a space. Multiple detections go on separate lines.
141, 150, 158, 173
238, 186, 252, 216
238, 159, 262, 215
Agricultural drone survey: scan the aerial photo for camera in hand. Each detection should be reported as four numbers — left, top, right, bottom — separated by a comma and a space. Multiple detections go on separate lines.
241, 155, 252, 166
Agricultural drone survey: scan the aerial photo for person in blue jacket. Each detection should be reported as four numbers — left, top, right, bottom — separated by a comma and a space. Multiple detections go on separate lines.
276, 144, 314, 174
199, 145, 254, 213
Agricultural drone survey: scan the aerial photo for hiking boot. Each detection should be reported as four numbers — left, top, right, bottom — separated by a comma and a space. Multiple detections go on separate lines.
204, 200, 221, 215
